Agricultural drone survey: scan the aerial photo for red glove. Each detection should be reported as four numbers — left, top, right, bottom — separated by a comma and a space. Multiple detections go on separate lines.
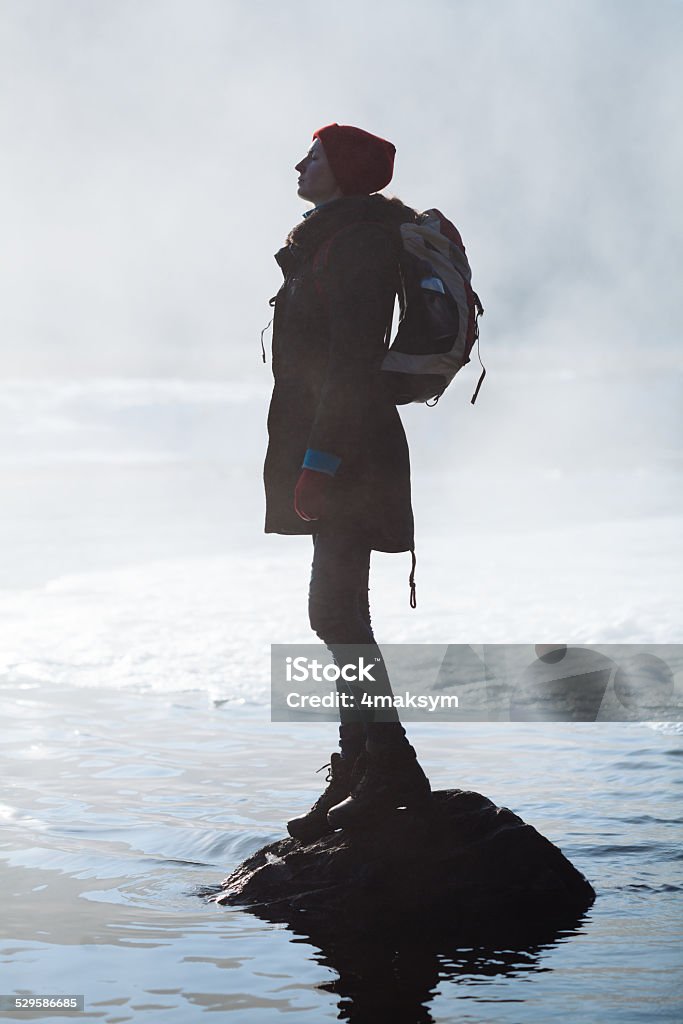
294, 468, 330, 521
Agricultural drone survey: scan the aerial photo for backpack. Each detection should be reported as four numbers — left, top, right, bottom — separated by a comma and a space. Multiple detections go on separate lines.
381, 208, 485, 406
311, 207, 485, 406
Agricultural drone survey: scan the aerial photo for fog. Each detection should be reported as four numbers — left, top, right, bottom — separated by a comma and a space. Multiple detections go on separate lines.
1, 0, 681, 523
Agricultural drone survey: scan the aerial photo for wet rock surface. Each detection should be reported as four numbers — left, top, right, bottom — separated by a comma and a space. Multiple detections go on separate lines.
206, 789, 596, 935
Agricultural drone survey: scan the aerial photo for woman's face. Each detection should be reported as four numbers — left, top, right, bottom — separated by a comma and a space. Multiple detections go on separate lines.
295, 138, 342, 205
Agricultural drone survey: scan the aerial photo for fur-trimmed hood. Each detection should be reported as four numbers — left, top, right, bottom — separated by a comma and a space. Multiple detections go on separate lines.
276, 195, 417, 274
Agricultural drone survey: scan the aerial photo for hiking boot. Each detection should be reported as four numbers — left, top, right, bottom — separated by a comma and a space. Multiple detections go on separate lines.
287, 753, 356, 842
326, 743, 431, 830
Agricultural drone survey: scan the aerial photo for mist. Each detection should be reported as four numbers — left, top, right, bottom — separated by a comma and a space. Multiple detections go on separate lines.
1, 0, 681, 529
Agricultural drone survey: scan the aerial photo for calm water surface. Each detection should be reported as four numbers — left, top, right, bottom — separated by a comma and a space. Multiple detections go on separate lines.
1, 682, 681, 1023
1, 380, 681, 1021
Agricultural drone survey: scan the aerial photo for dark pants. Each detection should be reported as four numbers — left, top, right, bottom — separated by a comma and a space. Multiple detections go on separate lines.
308, 525, 406, 757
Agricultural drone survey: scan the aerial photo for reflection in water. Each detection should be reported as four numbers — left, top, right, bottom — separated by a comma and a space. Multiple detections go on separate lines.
202, 886, 590, 1024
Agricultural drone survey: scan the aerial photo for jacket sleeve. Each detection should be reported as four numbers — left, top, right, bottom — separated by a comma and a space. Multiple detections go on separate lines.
305, 223, 398, 469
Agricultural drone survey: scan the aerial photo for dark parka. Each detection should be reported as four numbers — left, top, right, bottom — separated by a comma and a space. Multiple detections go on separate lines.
263, 195, 416, 553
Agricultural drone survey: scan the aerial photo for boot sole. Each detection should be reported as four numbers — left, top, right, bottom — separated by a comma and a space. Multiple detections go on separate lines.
287, 820, 333, 843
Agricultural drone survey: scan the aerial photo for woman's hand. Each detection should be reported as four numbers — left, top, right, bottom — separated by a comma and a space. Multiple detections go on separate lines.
294, 468, 330, 521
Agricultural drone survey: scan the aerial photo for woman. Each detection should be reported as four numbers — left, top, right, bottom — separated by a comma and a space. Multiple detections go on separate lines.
264, 123, 431, 842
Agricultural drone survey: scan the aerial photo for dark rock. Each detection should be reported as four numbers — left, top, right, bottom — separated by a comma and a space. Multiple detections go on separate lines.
207, 789, 595, 936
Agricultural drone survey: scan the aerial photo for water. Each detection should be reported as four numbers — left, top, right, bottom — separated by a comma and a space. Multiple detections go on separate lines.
3, 688, 682, 1022
1, 379, 682, 1022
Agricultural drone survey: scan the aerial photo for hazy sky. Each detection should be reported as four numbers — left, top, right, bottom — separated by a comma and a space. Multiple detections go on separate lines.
1, 0, 681, 380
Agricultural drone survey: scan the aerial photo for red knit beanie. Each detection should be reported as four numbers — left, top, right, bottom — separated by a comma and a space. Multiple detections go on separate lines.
313, 123, 396, 196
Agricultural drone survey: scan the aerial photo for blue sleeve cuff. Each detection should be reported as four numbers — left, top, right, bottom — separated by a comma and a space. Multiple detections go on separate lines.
302, 448, 342, 476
